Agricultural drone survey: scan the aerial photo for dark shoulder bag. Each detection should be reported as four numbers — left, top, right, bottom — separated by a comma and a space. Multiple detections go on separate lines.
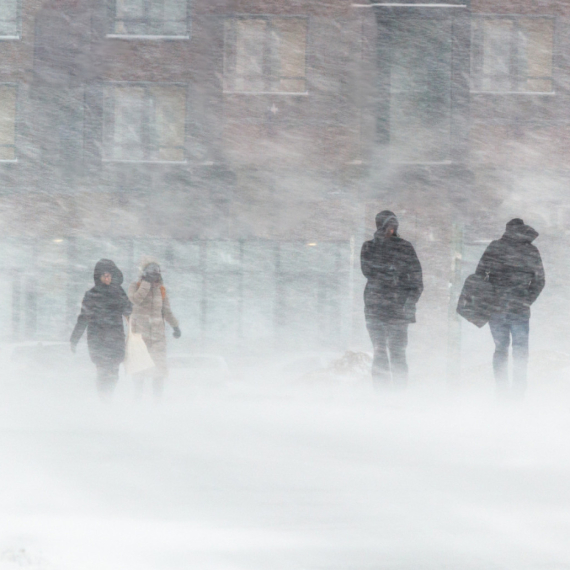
456, 272, 496, 328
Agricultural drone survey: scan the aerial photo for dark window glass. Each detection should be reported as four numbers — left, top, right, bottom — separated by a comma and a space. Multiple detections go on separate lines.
389, 18, 453, 163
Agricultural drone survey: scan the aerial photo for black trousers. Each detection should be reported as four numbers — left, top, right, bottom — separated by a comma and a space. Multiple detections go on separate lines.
365, 317, 409, 387
96, 363, 120, 396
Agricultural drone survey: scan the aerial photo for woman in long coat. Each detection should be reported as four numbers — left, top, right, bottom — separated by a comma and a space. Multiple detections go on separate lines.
128, 258, 181, 397
71, 259, 132, 395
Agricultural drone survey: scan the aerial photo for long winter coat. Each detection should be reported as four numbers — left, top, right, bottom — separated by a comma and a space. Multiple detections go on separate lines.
361, 232, 423, 323
475, 222, 545, 317
70, 259, 132, 367
128, 270, 178, 376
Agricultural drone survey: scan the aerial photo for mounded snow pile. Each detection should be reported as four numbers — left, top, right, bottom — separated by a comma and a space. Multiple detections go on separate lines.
300, 350, 372, 384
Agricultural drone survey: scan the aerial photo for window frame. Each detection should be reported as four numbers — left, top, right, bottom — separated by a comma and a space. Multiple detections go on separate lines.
223, 14, 309, 95
106, 0, 192, 39
0, 0, 21, 40
470, 14, 556, 94
102, 81, 189, 164
0, 83, 18, 163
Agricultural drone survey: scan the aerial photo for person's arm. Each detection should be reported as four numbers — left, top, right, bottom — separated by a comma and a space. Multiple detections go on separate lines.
70, 293, 92, 348
475, 243, 495, 278
128, 280, 151, 305
120, 287, 133, 317
528, 248, 545, 305
162, 292, 179, 329
405, 244, 423, 304
360, 241, 375, 279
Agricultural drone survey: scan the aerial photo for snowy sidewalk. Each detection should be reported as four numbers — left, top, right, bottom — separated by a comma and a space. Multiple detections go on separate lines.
0, 374, 569, 570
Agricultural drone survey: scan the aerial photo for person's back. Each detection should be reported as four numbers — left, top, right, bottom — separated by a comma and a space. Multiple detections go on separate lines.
476, 218, 545, 397
476, 221, 544, 317
361, 211, 423, 387
362, 233, 422, 323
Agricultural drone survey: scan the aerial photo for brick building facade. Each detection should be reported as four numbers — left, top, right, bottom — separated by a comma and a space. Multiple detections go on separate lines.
0, 0, 565, 369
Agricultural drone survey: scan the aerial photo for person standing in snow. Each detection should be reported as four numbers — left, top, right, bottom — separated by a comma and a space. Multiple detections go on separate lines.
361, 211, 423, 388
128, 258, 181, 398
70, 259, 132, 397
475, 218, 545, 397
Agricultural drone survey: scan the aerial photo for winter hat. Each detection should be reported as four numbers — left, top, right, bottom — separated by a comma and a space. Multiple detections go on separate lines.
138, 255, 161, 274
375, 210, 399, 232
504, 218, 539, 243
144, 262, 161, 275
93, 259, 123, 286
506, 218, 525, 229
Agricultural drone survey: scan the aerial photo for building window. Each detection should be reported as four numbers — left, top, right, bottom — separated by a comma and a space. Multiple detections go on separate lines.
224, 16, 308, 94
471, 16, 555, 93
110, 0, 190, 36
389, 18, 452, 163
0, 85, 16, 161
103, 84, 186, 162
0, 0, 19, 37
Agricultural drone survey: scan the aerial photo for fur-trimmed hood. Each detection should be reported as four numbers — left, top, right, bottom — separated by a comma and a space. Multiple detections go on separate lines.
138, 255, 161, 275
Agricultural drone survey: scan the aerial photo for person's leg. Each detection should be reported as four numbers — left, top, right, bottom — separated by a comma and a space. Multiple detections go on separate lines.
387, 323, 409, 388
510, 315, 530, 396
148, 341, 167, 400
489, 313, 510, 390
132, 372, 146, 399
96, 363, 119, 399
365, 313, 390, 385
152, 374, 164, 399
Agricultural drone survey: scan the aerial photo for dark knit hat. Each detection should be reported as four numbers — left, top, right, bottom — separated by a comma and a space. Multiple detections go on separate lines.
375, 210, 399, 232
506, 218, 525, 229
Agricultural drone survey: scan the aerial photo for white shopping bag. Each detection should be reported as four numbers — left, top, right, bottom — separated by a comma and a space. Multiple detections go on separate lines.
124, 319, 155, 375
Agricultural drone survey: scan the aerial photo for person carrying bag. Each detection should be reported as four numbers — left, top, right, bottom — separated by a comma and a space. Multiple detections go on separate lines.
124, 317, 155, 376
128, 258, 181, 398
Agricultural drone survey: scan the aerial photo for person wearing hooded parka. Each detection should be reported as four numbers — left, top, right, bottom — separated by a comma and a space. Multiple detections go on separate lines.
70, 259, 132, 395
475, 218, 545, 396
361, 211, 423, 387
128, 258, 181, 397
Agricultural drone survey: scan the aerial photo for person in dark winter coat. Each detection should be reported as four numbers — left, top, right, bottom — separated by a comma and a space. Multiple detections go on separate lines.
361, 211, 423, 387
475, 218, 545, 395
70, 259, 132, 396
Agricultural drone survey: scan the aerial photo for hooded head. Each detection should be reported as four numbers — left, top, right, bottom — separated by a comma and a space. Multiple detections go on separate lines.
139, 256, 163, 284
503, 218, 539, 243
375, 210, 399, 237
93, 259, 123, 286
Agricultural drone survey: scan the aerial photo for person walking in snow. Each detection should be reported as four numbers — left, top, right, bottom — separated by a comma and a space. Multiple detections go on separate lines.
128, 258, 181, 398
475, 218, 545, 397
361, 211, 423, 388
70, 259, 132, 397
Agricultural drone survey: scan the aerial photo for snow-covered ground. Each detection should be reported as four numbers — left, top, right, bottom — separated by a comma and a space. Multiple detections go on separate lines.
0, 362, 569, 570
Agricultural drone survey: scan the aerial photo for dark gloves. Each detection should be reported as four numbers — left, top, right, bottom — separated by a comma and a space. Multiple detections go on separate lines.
403, 299, 416, 322
173, 327, 181, 339
70, 342, 77, 354
142, 271, 160, 284
143, 263, 161, 283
